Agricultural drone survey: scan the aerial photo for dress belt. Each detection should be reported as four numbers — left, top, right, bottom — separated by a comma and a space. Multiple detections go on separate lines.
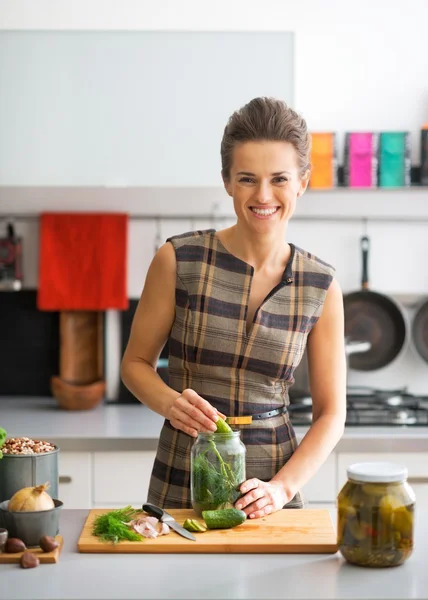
225, 406, 287, 425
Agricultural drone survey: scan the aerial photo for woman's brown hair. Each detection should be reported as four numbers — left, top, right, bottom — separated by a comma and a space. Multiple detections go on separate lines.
221, 97, 311, 180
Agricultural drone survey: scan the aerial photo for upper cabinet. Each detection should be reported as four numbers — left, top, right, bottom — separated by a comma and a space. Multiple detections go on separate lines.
0, 31, 294, 187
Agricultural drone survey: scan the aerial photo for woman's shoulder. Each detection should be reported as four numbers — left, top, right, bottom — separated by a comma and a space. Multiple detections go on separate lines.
167, 229, 215, 249
293, 245, 336, 277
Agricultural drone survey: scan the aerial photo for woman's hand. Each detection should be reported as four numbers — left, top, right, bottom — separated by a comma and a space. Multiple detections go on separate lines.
234, 478, 291, 519
167, 388, 226, 437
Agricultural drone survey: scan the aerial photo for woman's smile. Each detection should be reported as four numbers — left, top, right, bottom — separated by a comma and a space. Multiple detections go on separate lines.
249, 206, 281, 219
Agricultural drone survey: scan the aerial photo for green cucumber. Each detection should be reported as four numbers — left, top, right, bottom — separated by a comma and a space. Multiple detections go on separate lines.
183, 518, 207, 533
202, 508, 247, 530
214, 418, 233, 434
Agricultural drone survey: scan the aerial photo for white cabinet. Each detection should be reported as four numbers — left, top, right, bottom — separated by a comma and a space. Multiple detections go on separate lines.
58, 452, 92, 509
337, 452, 428, 503
93, 451, 156, 508
301, 453, 337, 504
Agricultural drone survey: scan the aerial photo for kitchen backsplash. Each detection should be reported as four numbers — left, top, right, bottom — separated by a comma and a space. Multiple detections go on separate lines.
1, 190, 428, 399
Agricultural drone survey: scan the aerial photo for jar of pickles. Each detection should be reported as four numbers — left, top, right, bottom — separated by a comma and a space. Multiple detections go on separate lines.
337, 462, 415, 568
191, 431, 246, 517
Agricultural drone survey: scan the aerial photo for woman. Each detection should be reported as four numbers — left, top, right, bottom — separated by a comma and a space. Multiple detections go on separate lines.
121, 97, 346, 519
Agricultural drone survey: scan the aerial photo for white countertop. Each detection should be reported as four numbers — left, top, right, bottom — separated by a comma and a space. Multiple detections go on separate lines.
1, 398, 428, 452
1, 507, 427, 600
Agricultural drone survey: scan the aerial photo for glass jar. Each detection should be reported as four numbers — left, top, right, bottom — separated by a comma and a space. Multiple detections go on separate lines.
337, 462, 415, 568
191, 431, 246, 517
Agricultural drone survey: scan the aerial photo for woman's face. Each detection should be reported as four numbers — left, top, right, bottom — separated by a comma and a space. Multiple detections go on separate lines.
223, 141, 308, 234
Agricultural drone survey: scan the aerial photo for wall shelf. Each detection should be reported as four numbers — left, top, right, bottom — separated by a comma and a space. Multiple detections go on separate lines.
0, 185, 427, 224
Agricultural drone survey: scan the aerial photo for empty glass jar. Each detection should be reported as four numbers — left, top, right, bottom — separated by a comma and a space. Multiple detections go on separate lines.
191, 430, 246, 517
337, 462, 415, 568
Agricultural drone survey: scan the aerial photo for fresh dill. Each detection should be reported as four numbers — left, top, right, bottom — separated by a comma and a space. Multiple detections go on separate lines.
92, 505, 143, 544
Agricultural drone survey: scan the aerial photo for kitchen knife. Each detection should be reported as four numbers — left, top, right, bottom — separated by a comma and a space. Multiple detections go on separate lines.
142, 503, 196, 541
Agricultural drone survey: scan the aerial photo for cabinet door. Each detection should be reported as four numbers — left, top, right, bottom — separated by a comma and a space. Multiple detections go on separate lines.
337, 452, 428, 498
93, 451, 156, 507
58, 452, 92, 509
301, 453, 337, 503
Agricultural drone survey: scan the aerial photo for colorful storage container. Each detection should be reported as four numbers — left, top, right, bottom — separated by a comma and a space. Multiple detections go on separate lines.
379, 132, 411, 188
344, 132, 379, 188
309, 133, 337, 189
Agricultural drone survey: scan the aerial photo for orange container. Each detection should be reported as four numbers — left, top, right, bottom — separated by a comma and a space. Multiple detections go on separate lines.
310, 133, 337, 189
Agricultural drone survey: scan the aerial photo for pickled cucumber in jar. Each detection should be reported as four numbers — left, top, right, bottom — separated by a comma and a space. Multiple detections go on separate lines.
337, 462, 415, 568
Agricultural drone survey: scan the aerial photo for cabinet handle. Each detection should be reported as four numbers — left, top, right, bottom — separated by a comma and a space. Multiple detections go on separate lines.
59, 476, 72, 484
407, 477, 428, 485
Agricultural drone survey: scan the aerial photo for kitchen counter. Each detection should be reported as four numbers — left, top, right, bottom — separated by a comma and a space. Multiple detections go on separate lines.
1, 507, 427, 600
1, 398, 428, 452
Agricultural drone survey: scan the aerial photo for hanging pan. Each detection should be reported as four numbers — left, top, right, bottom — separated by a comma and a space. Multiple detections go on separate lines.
343, 235, 407, 371
412, 297, 428, 363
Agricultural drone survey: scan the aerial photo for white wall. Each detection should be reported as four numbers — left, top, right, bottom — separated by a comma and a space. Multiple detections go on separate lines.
1, 0, 428, 397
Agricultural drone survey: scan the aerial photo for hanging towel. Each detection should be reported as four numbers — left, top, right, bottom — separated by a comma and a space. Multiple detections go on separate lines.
37, 213, 128, 311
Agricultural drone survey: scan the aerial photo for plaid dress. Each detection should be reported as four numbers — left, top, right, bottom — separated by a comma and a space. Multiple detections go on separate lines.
147, 230, 335, 509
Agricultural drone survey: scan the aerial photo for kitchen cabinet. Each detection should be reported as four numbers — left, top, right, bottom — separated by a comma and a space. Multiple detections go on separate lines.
58, 452, 92, 509
93, 451, 156, 508
301, 453, 337, 504
337, 452, 428, 503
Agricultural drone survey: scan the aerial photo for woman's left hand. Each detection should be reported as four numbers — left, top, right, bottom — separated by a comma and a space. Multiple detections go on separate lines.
234, 479, 291, 519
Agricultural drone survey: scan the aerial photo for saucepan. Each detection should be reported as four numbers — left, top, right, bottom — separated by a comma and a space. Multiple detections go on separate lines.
344, 236, 408, 371
412, 297, 428, 364
291, 338, 371, 398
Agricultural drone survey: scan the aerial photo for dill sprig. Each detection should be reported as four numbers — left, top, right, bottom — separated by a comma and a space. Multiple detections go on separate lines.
92, 505, 143, 544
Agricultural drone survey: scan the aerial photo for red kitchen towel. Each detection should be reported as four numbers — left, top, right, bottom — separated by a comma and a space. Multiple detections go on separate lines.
37, 213, 129, 311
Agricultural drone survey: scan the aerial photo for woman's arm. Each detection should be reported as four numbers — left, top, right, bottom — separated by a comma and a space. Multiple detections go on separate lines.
121, 242, 222, 437
235, 277, 347, 518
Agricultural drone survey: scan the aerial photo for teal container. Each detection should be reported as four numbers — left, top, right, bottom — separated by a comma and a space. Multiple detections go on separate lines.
379, 132, 411, 188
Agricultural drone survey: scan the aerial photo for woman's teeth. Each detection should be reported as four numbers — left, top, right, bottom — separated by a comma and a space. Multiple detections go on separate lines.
250, 207, 279, 216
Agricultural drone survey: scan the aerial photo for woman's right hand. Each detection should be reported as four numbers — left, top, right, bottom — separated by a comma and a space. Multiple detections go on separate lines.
167, 388, 226, 437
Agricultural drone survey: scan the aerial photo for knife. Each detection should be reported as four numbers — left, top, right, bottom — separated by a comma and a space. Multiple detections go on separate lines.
142, 503, 196, 541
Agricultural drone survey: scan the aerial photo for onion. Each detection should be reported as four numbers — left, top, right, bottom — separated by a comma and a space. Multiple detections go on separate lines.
8, 482, 55, 512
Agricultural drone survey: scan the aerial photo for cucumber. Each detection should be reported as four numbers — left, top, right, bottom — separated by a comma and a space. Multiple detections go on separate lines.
202, 508, 247, 529
214, 418, 233, 434
183, 518, 207, 533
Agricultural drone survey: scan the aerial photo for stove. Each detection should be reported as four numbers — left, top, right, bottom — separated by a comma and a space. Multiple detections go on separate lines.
288, 387, 428, 426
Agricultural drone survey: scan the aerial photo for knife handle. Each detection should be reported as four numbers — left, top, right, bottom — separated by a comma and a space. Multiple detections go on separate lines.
142, 503, 164, 519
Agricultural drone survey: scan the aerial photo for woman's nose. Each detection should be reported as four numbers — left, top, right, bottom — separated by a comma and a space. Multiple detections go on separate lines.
255, 182, 273, 204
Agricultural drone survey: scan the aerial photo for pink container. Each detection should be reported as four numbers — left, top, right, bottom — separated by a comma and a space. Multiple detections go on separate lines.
348, 133, 378, 187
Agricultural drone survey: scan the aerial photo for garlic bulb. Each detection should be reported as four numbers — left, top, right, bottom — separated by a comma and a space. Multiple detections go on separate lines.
8, 482, 55, 512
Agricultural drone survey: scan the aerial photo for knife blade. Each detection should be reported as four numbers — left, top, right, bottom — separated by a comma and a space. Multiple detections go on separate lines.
142, 503, 196, 541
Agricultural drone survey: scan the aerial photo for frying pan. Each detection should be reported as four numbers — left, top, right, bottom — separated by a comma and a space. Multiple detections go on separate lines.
344, 236, 407, 371
412, 297, 428, 363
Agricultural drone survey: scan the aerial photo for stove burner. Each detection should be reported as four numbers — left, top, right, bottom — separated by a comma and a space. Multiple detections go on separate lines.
288, 387, 428, 426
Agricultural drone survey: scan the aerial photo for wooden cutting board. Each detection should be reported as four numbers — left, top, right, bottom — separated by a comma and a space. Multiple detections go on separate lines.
78, 509, 337, 554
0, 536, 64, 564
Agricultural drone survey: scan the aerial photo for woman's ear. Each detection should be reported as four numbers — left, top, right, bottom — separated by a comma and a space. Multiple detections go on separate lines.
298, 170, 310, 197
222, 172, 233, 197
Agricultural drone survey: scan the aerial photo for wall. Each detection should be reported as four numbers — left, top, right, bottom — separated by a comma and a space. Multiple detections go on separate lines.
1, 0, 428, 397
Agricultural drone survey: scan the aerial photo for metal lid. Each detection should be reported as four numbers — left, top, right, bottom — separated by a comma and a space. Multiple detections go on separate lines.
347, 462, 408, 483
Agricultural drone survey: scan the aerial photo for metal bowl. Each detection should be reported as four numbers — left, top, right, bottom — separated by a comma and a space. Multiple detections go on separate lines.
0, 499, 63, 547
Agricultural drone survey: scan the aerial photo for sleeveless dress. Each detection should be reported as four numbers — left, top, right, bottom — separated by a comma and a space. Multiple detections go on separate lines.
147, 229, 335, 509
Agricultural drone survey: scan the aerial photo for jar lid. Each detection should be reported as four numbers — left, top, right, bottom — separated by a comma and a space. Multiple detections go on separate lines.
347, 462, 408, 483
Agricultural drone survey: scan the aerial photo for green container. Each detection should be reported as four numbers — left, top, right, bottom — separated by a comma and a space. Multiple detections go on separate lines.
379, 132, 411, 188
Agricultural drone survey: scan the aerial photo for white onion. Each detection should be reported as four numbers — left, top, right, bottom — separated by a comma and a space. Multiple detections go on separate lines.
8, 482, 55, 512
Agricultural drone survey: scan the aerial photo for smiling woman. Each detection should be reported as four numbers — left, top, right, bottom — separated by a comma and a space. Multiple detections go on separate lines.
121, 97, 347, 519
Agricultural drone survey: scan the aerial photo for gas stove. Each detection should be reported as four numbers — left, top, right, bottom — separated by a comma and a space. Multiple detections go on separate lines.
288, 387, 428, 426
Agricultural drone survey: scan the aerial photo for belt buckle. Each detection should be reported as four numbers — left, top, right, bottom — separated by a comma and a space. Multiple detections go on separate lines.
225, 416, 253, 425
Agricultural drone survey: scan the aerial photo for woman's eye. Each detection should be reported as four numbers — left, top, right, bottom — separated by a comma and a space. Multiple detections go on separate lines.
273, 177, 288, 184
239, 177, 255, 183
